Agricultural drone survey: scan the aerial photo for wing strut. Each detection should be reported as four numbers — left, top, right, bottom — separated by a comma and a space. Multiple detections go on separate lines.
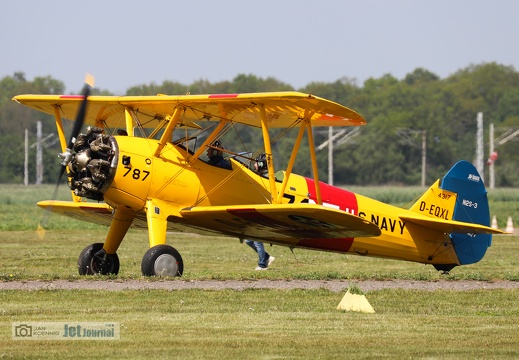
306, 118, 322, 205
259, 104, 279, 204
53, 106, 67, 153
124, 107, 134, 136
276, 122, 306, 203
189, 120, 228, 164
154, 106, 182, 157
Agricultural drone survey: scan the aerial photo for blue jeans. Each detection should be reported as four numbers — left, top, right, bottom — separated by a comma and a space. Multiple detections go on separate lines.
245, 240, 270, 268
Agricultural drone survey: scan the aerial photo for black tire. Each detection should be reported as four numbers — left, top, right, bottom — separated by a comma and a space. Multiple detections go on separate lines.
78, 243, 120, 275
141, 244, 183, 277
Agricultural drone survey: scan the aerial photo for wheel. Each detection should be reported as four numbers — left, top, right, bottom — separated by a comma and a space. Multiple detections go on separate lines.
78, 243, 120, 275
141, 244, 183, 277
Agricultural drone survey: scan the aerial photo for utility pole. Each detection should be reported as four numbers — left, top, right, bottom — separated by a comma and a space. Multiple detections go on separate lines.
421, 130, 426, 188
317, 127, 360, 185
489, 124, 519, 189
36, 121, 43, 185
396, 128, 427, 187
476, 112, 484, 181
489, 123, 495, 189
24, 129, 29, 186
28, 121, 58, 185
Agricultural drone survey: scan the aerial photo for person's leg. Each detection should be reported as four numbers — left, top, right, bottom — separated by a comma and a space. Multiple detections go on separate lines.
254, 241, 268, 268
245, 240, 257, 253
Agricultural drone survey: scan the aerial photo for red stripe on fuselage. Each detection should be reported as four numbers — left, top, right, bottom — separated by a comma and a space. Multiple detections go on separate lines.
301, 178, 359, 251
297, 238, 354, 252
304, 178, 359, 216
208, 94, 239, 98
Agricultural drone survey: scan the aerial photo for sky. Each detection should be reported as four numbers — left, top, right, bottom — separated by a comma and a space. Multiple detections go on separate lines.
2, 0, 518, 94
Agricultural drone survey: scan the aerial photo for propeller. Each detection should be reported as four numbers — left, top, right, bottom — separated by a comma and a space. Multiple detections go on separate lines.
37, 74, 95, 239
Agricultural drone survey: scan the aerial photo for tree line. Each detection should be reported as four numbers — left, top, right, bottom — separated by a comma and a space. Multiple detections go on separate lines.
1, 62, 518, 186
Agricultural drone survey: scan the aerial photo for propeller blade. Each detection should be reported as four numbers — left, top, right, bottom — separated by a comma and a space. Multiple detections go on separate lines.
68, 73, 94, 149
37, 74, 95, 239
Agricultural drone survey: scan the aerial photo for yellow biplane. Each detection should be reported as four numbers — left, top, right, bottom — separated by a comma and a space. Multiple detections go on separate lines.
13, 77, 504, 276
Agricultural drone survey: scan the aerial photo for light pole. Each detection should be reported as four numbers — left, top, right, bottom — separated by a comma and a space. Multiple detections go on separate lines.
317, 127, 360, 185
396, 128, 427, 187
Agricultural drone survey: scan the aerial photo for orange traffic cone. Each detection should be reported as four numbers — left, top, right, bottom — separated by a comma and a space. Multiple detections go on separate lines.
506, 217, 514, 234
491, 216, 498, 229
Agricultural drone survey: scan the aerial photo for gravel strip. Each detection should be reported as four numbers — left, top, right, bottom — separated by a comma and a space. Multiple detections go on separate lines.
1, 279, 518, 292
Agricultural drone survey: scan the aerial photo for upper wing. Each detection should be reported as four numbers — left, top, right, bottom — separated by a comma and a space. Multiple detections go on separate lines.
178, 203, 381, 242
13, 91, 365, 129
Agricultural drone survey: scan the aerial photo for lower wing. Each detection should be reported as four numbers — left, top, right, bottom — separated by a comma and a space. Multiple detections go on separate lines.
38, 201, 381, 242
178, 204, 381, 241
38, 200, 116, 227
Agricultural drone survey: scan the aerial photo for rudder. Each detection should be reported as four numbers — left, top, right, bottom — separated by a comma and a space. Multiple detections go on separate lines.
440, 160, 491, 265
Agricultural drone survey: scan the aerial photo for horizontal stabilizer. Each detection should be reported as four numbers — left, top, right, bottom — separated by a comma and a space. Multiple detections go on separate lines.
400, 213, 505, 235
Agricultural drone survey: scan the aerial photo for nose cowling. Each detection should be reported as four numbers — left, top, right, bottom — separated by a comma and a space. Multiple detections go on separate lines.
66, 126, 118, 201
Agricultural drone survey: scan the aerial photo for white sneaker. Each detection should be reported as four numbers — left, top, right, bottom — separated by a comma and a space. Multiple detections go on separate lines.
267, 256, 275, 267
255, 266, 268, 271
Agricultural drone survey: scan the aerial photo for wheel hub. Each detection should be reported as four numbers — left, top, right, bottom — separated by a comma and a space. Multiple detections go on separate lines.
91, 249, 116, 274
154, 254, 179, 276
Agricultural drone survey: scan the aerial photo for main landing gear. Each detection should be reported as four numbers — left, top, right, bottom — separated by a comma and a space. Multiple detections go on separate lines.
77, 243, 183, 277
142, 244, 184, 276
78, 243, 120, 275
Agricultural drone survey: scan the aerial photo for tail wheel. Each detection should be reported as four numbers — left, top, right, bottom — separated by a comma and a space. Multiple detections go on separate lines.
141, 244, 183, 277
78, 243, 120, 275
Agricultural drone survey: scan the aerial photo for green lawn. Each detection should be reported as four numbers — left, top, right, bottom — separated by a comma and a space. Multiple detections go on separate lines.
2, 289, 519, 359
1, 228, 518, 281
1, 185, 518, 358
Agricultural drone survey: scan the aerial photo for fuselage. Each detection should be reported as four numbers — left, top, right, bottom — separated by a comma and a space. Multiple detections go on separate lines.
81, 135, 457, 266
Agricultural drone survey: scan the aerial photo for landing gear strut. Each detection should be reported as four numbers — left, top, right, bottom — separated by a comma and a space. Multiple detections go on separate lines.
78, 243, 120, 275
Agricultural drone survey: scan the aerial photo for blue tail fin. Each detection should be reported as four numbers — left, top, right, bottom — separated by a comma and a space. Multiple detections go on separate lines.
440, 161, 491, 265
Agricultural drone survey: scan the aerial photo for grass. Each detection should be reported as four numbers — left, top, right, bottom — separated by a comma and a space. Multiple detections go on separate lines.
1, 229, 518, 281
1, 289, 518, 359
0, 185, 101, 231
2, 184, 519, 230
1, 183, 518, 281
1, 184, 519, 358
